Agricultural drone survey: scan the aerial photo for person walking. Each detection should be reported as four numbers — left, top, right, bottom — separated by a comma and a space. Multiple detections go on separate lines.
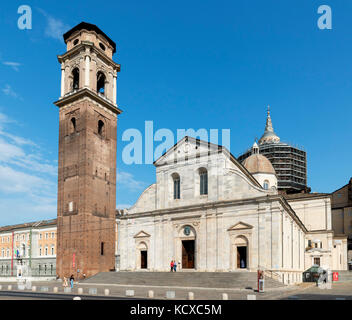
70, 274, 74, 289
170, 260, 174, 272
63, 276, 68, 288
173, 260, 177, 272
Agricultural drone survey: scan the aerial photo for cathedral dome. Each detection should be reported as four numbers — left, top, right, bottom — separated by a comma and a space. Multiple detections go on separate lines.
242, 153, 276, 175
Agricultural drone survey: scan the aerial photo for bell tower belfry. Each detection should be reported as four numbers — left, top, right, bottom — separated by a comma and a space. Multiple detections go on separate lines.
54, 22, 122, 278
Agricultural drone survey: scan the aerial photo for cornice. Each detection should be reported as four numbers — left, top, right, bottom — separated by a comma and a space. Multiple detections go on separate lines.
54, 88, 122, 115
57, 43, 120, 72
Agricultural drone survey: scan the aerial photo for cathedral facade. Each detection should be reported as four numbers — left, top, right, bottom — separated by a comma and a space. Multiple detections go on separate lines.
117, 136, 347, 284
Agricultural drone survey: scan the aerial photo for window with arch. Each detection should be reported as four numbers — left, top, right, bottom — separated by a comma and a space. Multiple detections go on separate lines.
97, 71, 106, 95
263, 180, 269, 190
39, 247, 42, 256
51, 246, 55, 256
70, 117, 76, 134
172, 173, 180, 199
98, 120, 105, 137
45, 246, 48, 256
199, 168, 208, 195
72, 68, 80, 91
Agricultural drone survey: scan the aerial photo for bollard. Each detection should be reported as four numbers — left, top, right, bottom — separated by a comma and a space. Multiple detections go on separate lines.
247, 295, 256, 300
32, 286, 37, 292
148, 290, 154, 298
188, 292, 194, 300
104, 289, 110, 296
88, 288, 97, 295
166, 291, 176, 299
7, 285, 12, 291
78, 288, 83, 295
222, 293, 228, 300
126, 289, 135, 297
73, 297, 82, 300
53, 287, 58, 293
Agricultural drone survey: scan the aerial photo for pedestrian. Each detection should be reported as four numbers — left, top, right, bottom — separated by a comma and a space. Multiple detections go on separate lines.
70, 274, 74, 289
170, 260, 174, 272
173, 260, 177, 272
63, 276, 68, 288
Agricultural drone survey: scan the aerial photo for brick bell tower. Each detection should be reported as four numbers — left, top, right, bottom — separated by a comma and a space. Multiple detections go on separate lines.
54, 22, 121, 278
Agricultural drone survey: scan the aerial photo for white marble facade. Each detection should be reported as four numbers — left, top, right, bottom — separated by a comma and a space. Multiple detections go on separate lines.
117, 137, 347, 283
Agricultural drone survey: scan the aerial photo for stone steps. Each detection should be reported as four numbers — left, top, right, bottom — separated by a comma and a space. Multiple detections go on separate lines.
82, 271, 285, 289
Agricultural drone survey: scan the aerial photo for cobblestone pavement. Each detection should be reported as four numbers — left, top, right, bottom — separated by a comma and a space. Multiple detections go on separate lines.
0, 280, 315, 300
276, 282, 352, 300
3, 280, 352, 300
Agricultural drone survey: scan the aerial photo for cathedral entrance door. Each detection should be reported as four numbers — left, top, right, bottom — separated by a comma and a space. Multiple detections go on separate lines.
237, 246, 247, 269
182, 240, 195, 269
141, 251, 148, 269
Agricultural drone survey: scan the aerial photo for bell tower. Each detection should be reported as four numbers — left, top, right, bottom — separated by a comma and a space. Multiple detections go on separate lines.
54, 22, 122, 278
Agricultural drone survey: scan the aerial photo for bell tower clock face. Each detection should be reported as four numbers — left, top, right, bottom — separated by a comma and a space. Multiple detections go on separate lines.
184, 226, 191, 236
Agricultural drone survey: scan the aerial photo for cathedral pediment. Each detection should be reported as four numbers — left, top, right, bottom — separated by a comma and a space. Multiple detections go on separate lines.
154, 136, 221, 166
227, 222, 253, 231
133, 231, 151, 238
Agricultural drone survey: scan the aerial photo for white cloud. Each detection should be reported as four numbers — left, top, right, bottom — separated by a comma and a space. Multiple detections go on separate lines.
3, 62, 21, 72
2, 84, 20, 99
0, 111, 57, 225
0, 112, 14, 127
0, 131, 37, 147
0, 137, 25, 161
0, 137, 56, 176
0, 113, 56, 176
0, 165, 54, 194
117, 171, 145, 190
38, 9, 69, 41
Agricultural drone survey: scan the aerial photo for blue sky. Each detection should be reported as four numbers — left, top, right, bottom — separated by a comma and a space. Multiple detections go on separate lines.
0, 0, 351, 225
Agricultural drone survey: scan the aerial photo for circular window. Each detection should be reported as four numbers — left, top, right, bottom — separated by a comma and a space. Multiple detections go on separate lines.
184, 226, 191, 236
73, 39, 79, 46
99, 42, 106, 51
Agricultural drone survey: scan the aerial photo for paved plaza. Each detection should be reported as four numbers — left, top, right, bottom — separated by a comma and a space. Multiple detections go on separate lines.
1, 278, 351, 300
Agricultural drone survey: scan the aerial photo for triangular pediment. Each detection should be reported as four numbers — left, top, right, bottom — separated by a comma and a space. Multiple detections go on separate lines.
152, 136, 262, 189
133, 230, 151, 238
227, 222, 253, 231
154, 136, 221, 166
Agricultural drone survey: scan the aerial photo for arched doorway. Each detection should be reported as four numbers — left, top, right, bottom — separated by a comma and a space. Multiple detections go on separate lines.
235, 236, 249, 269
178, 225, 197, 269
137, 242, 148, 270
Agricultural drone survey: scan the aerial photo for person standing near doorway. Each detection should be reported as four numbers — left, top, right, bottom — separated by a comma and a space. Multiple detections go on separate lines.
173, 260, 177, 272
70, 274, 74, 289
170, 260, 174, 272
